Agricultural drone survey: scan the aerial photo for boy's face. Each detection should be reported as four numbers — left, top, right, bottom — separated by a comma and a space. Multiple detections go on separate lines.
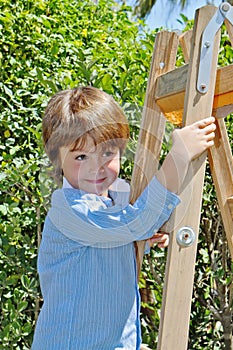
60, 135, 120, 196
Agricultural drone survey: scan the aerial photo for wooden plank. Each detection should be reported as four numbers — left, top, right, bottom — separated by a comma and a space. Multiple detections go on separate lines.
208, 118, 233, 257
155, 64, 188, 125
179, 30, 193, 64
212, 64, 233, 117
225, 20, 233, 44
129, 31, 180, 273
228, 197, 233, 220
157, 5, 221, 350
164, 32, 193, 126
223, 15, 233, 121
154, 64, 233, 124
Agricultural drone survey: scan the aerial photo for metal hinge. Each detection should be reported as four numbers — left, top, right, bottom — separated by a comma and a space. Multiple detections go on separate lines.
197, 2, 233, 94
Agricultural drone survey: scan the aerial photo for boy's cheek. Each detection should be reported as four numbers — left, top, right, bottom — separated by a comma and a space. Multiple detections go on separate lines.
108, 159, 120, 173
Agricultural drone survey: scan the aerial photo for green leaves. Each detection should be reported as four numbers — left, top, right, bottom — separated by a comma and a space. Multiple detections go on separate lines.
0, 0, 154, 347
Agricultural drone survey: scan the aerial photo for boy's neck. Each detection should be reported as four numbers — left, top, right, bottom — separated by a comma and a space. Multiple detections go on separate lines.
62, 177, 109, 197
62, 176, 130, 195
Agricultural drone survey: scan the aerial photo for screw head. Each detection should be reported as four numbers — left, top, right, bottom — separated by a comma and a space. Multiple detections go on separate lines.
176, 226, 196, 247
221, 2, 230, 12
159, 62, 165, 69
204, 41, 211, 48
200, 83, 207, 90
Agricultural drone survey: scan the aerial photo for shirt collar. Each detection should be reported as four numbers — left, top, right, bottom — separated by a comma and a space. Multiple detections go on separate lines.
62, 177, 130, 206
63, 177, 75, 189
63, 177, 130, 192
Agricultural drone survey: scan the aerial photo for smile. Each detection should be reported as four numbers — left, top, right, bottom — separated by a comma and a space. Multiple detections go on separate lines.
86, 178, 106, 184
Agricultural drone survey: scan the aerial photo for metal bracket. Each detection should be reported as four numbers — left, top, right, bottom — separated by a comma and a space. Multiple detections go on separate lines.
176, 226, 196, 247
197, 2, 233, 94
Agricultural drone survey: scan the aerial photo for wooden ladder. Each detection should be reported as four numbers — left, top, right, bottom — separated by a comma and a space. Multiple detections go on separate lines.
130, 4, 233, 349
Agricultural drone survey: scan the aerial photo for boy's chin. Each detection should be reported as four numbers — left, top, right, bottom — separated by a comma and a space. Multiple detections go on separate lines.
92, 187, 109, 197
78, 183, 108, 197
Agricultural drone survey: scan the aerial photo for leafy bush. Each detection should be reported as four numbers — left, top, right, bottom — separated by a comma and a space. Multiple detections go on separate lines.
0, 0, 154, 347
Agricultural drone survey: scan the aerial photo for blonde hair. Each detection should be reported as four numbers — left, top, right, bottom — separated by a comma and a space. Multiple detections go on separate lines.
42, 86, 130, 182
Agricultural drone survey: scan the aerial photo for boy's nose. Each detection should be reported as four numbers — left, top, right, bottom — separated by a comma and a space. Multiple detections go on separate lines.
89, 157, 105, 173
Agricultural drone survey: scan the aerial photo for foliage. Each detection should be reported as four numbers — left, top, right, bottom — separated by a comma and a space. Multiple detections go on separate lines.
0, 0, 155, 348
0, 0, 232, 349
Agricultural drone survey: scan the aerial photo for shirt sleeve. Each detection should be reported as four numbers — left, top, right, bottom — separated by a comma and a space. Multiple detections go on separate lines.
47, 176, 180, 248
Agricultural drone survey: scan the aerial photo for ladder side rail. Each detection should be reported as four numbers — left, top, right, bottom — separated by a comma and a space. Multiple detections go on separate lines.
129, 31, 180, 273
157, 6, 221, 350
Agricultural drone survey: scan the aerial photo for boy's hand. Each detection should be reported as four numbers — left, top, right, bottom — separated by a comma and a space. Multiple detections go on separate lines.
171, 116, 216, 162
157, 116, 216, 194
149, 231, 169, 248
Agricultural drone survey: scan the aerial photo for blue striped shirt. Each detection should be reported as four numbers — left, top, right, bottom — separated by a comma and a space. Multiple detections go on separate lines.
32, 177, 179, 349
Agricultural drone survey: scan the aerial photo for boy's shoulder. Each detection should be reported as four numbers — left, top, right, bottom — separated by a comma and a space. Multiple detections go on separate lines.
109, 178, 130, 206
109, 177, 130, 193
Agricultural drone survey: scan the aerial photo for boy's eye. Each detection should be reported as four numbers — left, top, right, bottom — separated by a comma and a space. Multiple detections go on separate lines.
103, 150, 115, 157
75, 154, 87, 161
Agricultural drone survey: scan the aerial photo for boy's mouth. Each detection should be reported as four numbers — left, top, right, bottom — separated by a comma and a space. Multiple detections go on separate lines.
86, 178, 106, 184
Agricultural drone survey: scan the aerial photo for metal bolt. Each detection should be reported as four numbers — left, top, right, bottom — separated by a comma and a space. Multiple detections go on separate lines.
159, 62, 165, 69
221, 2, 230, 12
200, 83, 207, 91
204, 41, 211, 48
176, 226, 196, 247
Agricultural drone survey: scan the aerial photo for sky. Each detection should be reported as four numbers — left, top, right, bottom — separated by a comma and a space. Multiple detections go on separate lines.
144, 0, 223, 31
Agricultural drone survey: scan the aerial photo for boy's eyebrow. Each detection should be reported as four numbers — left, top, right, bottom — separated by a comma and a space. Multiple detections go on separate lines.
70, 146, 97, 153
70, 148, 93, 153
70, 142, 118, 153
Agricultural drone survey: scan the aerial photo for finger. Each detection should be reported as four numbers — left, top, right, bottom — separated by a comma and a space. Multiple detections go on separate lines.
149, 234, 169, 248
151, 234, 168, 241
157, 236, 169, 248
206, 139, 215, 148
150, 234, 169, 244
198, 116, 215, 129
157, 243, 168, 248
202, 123, 216, 135
150, 237, 166, 244
156, 230, 169, 236
206, 131, 216, 141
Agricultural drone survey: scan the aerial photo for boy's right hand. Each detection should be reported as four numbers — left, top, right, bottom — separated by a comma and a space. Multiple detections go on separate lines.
149, 231, 169, 249
171, 116, 216, 162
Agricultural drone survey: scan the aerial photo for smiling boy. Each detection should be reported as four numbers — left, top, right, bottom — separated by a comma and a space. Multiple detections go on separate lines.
32, 86, 216, 349
60, 137, 120, 196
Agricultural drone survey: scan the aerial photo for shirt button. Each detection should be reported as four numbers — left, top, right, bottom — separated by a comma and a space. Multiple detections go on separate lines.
123, 209, 127, 214
168, 204, 174, 210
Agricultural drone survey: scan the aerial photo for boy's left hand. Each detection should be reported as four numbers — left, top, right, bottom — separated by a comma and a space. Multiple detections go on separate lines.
149, 231, 169, 248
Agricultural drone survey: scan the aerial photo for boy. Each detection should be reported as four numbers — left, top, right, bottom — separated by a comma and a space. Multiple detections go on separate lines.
32, 86, 216, 349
